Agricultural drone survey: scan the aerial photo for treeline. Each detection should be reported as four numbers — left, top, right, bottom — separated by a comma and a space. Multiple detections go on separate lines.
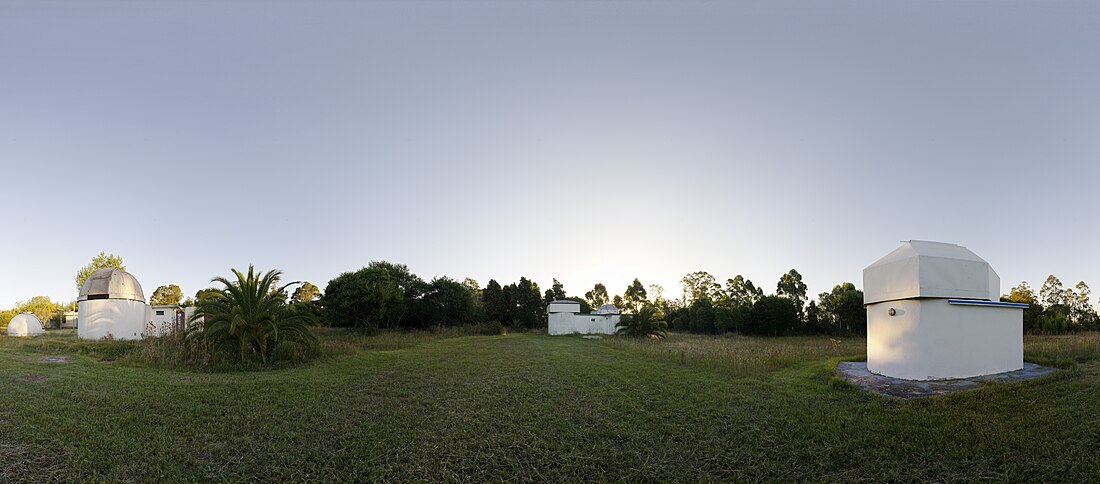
1003, 276, 1098, 333
318, 261, 866, 336
658, 270, 866, 336
321, 261, 561, 331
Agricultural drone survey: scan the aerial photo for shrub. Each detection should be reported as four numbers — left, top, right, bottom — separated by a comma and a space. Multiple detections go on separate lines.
187, 266, 319, 366
616, 305, 668, 339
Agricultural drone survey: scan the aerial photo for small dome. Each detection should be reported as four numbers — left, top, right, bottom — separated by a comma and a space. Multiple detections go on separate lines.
594, 304, 620, 315
7, 313, 44, 337
78, 268, 144, 302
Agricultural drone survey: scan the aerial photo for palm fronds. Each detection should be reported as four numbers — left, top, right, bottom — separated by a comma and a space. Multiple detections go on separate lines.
187, 265, 319, 365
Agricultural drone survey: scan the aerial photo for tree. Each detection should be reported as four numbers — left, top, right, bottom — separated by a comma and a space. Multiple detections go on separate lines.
322, 266, 404, 329
1005, 282, 1037, 304
818, 283, 866, 335
648, 284, 665, 305
368, 261, 428, 327
482, 279, 506, 323
461, 278, 482, 304
290, 282, 322, 304
0, 308, 18, 331
750, 295, 801, 336
616, 305, 668, 339
14, 296, 62, 327
503, 277, 542, 328
1003, 281, 1042, 331
688, 298, 717, 334
423, 277, 477, 326
724, 275, 763, 308
1040, 275, 1066, 310
563, 297, 592, 313
196, 288, 222, 304
74, 251, 125, 290
776, 269, 808, 309
150, 284, 183, 306
681, 271, 721, 305
620, 278, 648, 313
585, 283, 609, 309
543, 278, 567, 305
187, 265, 318, 365
1071, 281, 1098, 330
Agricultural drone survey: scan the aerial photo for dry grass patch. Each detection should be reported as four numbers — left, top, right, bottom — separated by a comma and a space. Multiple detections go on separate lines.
597, 332, 865, 376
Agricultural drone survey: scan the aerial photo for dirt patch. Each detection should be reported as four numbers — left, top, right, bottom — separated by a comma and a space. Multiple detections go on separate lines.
24, 374, 48, 383
43, 356, 69, 363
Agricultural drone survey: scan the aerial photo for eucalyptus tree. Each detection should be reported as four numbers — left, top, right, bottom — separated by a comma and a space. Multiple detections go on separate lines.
585, 283, 609, 309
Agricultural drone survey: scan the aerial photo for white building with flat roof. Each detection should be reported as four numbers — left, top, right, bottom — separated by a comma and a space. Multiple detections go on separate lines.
548, 300, 620, 336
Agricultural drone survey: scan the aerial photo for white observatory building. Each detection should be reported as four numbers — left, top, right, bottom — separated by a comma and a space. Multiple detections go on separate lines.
77, 268, 150, 340
7, 313, 44, 337
548, 301, 620, 336
864, 240, 1027, 380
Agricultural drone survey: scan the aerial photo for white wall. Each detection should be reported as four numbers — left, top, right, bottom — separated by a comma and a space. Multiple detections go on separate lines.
867, 299, 1023, 380
147, 306, 179, 337
549, 312, 619, 336
77, 299, 149, 340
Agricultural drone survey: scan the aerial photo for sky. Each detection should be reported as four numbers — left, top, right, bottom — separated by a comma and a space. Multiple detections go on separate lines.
1, 0, 1099, 309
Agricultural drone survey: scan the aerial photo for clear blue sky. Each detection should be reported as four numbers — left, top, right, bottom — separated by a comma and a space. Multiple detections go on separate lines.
2, 1, 1098, 309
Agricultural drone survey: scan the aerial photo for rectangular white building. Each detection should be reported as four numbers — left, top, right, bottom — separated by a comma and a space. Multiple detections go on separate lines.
547, 300, 620, 336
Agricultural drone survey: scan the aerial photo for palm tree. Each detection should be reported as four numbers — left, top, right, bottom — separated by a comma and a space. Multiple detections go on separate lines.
188, 265, 319, 365
615, 304, 669, 339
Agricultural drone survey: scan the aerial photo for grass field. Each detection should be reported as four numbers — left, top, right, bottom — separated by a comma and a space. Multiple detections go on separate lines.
2, 329, 1100, 481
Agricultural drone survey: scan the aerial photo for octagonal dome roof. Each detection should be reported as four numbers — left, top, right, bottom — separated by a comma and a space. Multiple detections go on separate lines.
7, 313, 44, 336
593, 304, 620, 315
863, 240, 1000, 304
78, 268, 145, 302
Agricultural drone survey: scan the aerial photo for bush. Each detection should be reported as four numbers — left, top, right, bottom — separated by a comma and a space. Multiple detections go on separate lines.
188, 266, 320, 366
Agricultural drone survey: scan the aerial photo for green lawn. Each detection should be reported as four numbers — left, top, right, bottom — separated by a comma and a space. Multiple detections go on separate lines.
2, 329, 1100, 481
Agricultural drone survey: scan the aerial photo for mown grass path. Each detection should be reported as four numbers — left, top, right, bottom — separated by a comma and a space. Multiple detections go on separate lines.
1, 331, 1099, 481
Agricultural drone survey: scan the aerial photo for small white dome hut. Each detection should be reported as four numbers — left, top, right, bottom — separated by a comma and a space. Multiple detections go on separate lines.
7, 313, 44, 337
77, 268, 150, 340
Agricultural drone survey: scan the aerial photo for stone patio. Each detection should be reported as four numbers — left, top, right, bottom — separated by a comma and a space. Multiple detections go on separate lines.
836, 361, 1059, 399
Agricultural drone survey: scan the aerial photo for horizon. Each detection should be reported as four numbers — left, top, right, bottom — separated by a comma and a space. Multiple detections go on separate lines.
2, 1, 1098, 308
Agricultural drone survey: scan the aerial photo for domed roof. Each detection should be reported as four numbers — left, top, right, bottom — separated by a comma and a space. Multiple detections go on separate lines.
7, 313, 44, 337
593, 304, 620, 315
78, 268, 145, 302
864, 240, 999, 304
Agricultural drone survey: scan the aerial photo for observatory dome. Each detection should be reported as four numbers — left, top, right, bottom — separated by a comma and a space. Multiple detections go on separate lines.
78, 268, 145, 302
593, 304, 620, 315
7, 313, 44, 337
863, 240, 999, 305
77, 268, 149, 340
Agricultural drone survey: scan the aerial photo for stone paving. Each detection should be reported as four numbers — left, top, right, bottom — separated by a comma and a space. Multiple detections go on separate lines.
836, 361, 1059, 399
